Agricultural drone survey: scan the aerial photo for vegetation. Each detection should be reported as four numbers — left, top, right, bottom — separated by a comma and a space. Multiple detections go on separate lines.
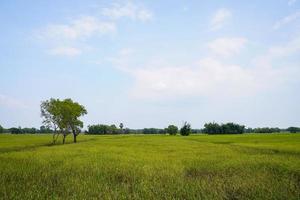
0, 134, 299, 199
0, 125, 3, 133
88, 124, 120, 135
253, 127, 281, 133
165, 125, 178, 135
180, 122, 191, 136
203, 122, 245, 134
287, 127, 300, 133
41, 98, 87, 144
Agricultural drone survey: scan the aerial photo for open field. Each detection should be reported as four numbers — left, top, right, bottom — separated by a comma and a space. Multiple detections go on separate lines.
0, 134, 300, 200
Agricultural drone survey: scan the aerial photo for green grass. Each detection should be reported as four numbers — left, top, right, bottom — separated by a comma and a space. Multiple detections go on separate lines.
0, 133, 299, 199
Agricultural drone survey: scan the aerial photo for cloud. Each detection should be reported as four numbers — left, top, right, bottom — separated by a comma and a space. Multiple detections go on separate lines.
128, 57, 290, 100
208, 37, 248, 57
36, 16, 116, 57
111, 36, 299, 100
254, 35, 300, 67
288, 0, 297, 6
48, 47, 82, 57
210, 8, 232, 31
37, 16, 116, 41
273, 11, 300, 29
101, 2, 153, 22
0, 94, 28, 109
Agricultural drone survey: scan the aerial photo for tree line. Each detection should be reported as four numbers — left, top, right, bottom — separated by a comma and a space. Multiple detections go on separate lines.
0, 98, 299, 145
0, 126, 53, 134
1, 123, 300, 135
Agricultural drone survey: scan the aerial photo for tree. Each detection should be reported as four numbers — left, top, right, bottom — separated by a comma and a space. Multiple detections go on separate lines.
180, 122, 191, 136
203, 122, 245, 134
119, 123, 124, 134
119, 123, 124, 130
10, 127, 22, 134
41, 98, 87, 144
165, 125, 178, 135
287, 127, 300, 133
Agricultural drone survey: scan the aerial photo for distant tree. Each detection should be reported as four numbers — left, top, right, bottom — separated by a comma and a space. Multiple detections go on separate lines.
109, 124, 118, 134
143, 128, 162, 134
39, 126, 53, 134
22, 127, 38, 134
286, 127, 300, 133
124, 128, 130, 134
41, 98, 87, 144
253, 127, 281, 133
119, 123, 124, 130
10, 127, 22, 134
180, 122, 191, 136
119, 123, 124, 134
88, 124, 118, 135
165, 125, 178, 135
203, 122, 222, 134
0, 125, 3, 133
203, 122, 245, 134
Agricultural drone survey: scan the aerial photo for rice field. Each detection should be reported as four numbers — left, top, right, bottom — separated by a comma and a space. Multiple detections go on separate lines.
0, 133, 299, 199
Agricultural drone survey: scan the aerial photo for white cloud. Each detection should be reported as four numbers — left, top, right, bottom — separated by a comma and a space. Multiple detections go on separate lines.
48, 47, 82, 57
210, 8, 232, 31
288, 0, 297, 6
38, 16, 116, 41
254, 36, 300, 67
102, 2, 153, 22
36, 16, 116, 57
0, 95, 28, 109
110, 36, 299, 100
127, 57, 288, 99
208, 37, 248, 57
273, 11, 300, 29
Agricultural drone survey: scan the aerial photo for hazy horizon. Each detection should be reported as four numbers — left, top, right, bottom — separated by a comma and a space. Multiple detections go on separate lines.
1, 0, 300, 129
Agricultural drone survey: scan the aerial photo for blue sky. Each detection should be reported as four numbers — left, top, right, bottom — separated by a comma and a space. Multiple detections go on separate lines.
0, 0, 300, 129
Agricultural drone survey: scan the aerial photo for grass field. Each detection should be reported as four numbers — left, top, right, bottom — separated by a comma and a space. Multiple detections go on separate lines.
0, 134, 299, 200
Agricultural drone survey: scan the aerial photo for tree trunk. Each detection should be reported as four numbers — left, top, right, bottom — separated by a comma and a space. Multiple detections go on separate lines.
72, 128, 77, 143
63, 134, 66, 144
73, 134, 77, 143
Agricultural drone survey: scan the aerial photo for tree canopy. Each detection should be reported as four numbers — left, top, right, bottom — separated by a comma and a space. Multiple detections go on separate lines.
165, 125, 178, 135
203, 122, 245, 134
41, 98, 87, 144
180, 122, 191, 136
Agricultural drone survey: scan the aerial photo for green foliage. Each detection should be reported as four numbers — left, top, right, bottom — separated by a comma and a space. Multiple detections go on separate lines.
253, 127, 281, 133
180, 122, 191, 136
203, 122, 245, 134
0, 134, 299, 199
143, 128, 162, 134
41, 98, 87, 143
119, 123, 124, 130
286, 127, 300, 133
88, 124, 121, 135
165, 125, 178, 135
9, 127, 22, 134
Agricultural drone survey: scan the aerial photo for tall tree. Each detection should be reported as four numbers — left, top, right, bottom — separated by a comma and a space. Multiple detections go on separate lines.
180, 122, 191, 136
41, 98, 87, 144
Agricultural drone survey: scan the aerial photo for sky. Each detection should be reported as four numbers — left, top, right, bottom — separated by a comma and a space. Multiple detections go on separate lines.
0, 0, 300, 129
